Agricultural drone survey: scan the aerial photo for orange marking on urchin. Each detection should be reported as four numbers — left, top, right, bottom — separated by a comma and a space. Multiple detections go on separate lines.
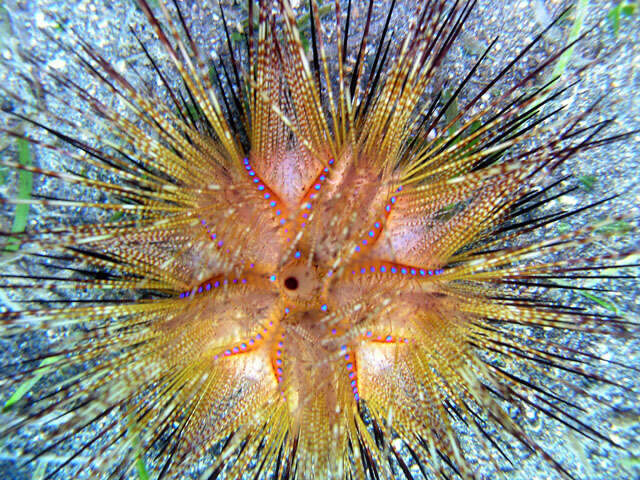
293, 160, 333, 229
241, 157, 290, 226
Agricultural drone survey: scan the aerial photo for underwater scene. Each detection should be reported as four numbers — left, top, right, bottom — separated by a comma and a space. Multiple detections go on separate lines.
0, 1, 638, 479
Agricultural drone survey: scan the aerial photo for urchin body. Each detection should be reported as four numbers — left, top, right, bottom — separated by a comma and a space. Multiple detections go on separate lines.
181, 144, 446, 416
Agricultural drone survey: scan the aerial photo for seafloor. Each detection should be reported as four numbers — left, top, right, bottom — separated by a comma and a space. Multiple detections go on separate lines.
0, 0, 638, 479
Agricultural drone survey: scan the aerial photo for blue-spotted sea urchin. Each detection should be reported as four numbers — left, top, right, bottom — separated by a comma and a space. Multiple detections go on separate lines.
0, 1, 638, 479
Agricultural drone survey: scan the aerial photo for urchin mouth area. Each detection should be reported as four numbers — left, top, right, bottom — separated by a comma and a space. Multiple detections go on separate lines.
284, 276, 300, 291
283, 276, 299, 291
278, 261, 323, 308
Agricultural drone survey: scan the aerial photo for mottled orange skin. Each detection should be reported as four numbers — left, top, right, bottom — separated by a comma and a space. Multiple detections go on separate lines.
191, 146, 407, 401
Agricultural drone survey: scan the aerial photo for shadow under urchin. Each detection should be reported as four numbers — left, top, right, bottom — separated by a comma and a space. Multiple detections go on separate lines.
0, 1, 638, 479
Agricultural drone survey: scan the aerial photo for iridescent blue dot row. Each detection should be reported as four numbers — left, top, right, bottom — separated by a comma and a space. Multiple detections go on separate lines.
243, 158, 284, 220
354, 186, 402, 252
274, 333, 285, 383
340, 345, 359, 401
243, 157, 334, 230
384, 185, 402, 213
179, 276, 249, 298
350, 266, 444, 276
200, 218, 224, 247
211, 321, 274, 361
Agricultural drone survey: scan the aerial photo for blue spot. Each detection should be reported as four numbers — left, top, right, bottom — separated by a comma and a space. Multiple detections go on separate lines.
370, 267, 375, 273
242, 278, 247, 284
320, 175, 326, 181
241, 343, 246, 349
214, 281, 220, 288
314, 184, 321, 190
410, 269, 416, 276
391, 267, 397, 274
201, 219, 206, 225
306, 203, 312, 209
179, 293, 185, 298
249, 171, 255, 176
243, 158, 249, 164
302, 213, 308, 219
368, 231, 375, 237
264, 193, 270, 199
401, 268, 407, 275
360, 268, 366, 274
362, 239, 367, 245
341, 345, 347, 351
321, 304, 327, 311
391, 197, 396, 204
258, 185, 265, 191
245, 165, 251, 170
346, 363, 353, 370
350, 380, 357, 387
386, 335, 392, 342
270, 201, 276, 207
419, 269, 426, 276
294, 251, 301, 258
269, 275, 276, 282
285, 307, 290, 314
355, 246, 361, 252
380, 266, 386, 273
428, 270, 433, 276
374, 222, 380, 229
329, 158, 334, 164
397, 185, 403, 191
217, 240, 223, 247
385, 205, 391, 212
280, 219, 286, 225
205, 283, 211, 290
324, 167, 329, 173
276, 210, 282, 215
253, 178, 259, 183
211, 233, 217, 239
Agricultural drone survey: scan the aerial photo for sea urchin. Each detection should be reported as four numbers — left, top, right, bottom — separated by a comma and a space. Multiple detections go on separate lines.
0, 1, 638, 479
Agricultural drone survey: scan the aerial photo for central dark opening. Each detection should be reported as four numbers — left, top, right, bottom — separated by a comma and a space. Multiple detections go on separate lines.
284, 276, 299, 290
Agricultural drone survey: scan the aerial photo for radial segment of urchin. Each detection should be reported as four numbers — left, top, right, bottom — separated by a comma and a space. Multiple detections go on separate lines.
0, 0, 638, 479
